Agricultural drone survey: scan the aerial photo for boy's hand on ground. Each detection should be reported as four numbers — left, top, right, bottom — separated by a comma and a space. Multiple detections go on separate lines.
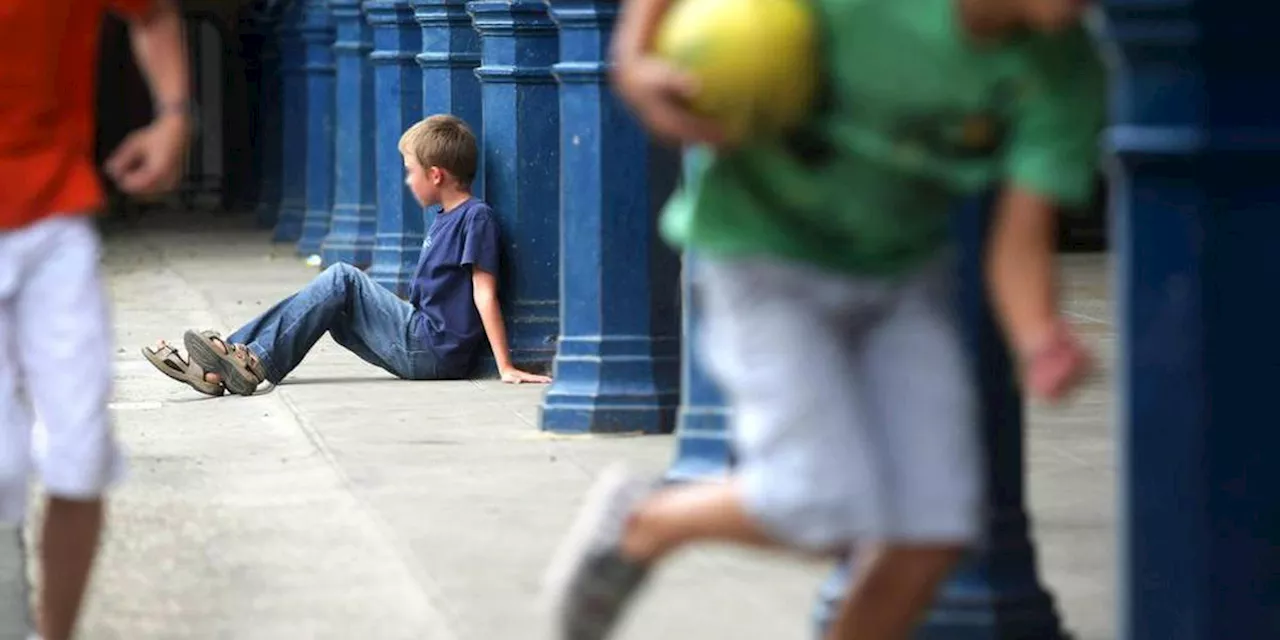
612, 57, 727, 148
105, 113, 190, 196
500, 367, 553, 385
1020, 320, 1092, 403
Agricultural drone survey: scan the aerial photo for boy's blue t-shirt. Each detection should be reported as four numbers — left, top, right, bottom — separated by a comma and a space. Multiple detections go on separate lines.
409, 197, 501, 378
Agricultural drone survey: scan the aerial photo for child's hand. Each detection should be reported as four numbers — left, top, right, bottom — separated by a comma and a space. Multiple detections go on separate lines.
1020, 320, 1092, 403
105, 111, 190, 196
612, 57, 727, 148
500, 366, 552, 385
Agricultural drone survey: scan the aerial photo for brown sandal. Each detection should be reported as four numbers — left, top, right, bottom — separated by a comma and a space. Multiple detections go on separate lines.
141, 332, 225, 397
183, 329, 267, 396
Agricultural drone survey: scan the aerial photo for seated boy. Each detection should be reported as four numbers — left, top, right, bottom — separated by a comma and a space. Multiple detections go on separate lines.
543, 0, 1101, 638
143, 114, 550, 395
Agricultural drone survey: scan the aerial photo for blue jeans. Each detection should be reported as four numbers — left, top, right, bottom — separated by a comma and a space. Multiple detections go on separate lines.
228, 263, 439, 383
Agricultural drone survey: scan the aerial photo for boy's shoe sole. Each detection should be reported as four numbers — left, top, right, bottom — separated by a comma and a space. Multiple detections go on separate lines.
542, 464, 656, 640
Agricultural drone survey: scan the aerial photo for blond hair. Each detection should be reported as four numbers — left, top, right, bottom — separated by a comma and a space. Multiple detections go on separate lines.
397, 114, 479, 187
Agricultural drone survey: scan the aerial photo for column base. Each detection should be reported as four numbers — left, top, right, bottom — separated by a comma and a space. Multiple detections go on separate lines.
664, 407, 732, 482
368, 234, 423, 296
272, 202, 305, 243
321, 206, 375, 269
255, 201, 278, 229
320, 243, 373, 270
490, 302, 560, 374
473, 345, 557, 378
297, 211, 333, 257
539, 336, 679, 434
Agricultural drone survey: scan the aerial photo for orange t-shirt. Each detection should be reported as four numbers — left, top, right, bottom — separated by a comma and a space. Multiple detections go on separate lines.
0, 0, 155, 230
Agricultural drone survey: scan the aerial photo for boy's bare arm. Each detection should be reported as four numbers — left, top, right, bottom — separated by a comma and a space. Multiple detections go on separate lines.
986, 186, 1090, 401
128, 0, 189, 121
987, 187, 1058, 353
105, 0, 190, 196
472, 268, 552, 384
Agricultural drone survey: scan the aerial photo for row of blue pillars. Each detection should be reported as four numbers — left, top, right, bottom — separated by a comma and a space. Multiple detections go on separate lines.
244, 0, 569, 368
236, 1, 1278, 638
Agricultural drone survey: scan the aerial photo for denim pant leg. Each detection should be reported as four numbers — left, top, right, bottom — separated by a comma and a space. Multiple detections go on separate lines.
227, 264, 438, 382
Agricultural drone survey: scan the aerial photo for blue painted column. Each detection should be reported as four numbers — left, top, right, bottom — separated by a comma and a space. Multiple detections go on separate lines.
539, 0, 682, 434
366, 0, 425, 295
665, 252, 732, 480
297, 1, 338, 258
1100, 4, 1280, 639
274, 1, 309, 243
237, 6, 266, 215
321, 0, 378, 268
469, 0, 560, 370
413, 0, 483, 177
249, 1, 285, 229
813, 196, 1069, 638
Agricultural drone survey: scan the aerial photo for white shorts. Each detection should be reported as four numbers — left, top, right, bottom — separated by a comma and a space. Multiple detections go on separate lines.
695, 254, 983, 550
0, 216, 125, 524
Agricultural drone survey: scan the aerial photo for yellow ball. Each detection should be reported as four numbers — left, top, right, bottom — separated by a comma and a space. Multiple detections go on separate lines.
654, 0, 820, 143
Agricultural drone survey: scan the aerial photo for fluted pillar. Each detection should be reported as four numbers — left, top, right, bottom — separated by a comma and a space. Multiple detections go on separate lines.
468, 0, 561, 371
414, 0, 482, 195
273, 1, 308, 242
246, 1, 289, 229
366, 0, 425, 295
1100, 3, 1280, 638
297, 1, 338, 258
539, 0, 682, 434
322, 0, 378, 268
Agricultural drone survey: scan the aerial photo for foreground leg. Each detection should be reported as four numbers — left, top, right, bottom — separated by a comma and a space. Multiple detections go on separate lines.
827, 256, 982, 639
829, 545, 964, 640
13, 218, 124, 640
0, 238, 36, 638
544, 257, 882, 639
38, 499, 103, 640
622, 477, 787, 562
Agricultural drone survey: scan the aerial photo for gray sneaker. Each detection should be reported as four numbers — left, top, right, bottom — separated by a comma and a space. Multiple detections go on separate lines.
543, 465, 660, 640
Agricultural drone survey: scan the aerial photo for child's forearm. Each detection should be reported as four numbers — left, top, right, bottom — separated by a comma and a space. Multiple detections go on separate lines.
610, 0, 675, 63
128, 0, 190, 120
986, 187, 1061, 357
475, 296, 515, 372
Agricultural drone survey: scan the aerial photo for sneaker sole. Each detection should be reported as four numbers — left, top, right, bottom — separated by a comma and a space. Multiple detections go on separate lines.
540, 463, 635, 620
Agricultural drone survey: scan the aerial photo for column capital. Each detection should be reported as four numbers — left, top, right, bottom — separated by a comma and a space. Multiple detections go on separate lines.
467, 0, 557, 36
413, 0, 481, 69
329, 0, 364, 20
363, 0, 416, 26
545, 0, 618, 30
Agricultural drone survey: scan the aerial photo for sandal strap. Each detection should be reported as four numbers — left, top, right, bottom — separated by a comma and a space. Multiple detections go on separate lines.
228, 343, 267, 383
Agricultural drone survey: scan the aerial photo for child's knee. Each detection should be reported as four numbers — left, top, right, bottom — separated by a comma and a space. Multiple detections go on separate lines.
320, 262, 363, 289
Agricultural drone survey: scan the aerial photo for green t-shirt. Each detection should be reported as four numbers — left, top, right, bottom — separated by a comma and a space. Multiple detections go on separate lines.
660, 0, 1107, 275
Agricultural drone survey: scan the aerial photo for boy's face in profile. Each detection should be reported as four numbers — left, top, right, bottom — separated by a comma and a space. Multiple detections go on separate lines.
403, 154, 439, 207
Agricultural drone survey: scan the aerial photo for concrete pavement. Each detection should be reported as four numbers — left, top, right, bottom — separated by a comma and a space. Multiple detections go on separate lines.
9, 212, 1116, 639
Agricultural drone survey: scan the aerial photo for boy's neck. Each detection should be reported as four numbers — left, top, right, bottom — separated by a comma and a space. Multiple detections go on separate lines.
438, 190, 473, 213
955, 0, 1020, 42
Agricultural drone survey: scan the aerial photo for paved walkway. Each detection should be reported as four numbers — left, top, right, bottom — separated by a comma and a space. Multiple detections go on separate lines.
13, 213, 1116, 639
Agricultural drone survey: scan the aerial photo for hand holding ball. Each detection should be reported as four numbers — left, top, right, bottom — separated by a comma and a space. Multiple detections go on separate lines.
653, 0, 820, 144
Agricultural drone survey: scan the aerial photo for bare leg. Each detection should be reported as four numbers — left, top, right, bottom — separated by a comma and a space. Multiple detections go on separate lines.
38, 497, 104, 640
827, 544, 964, 640
622, 480, 965, 640
621, 477, 807, 563
545, 469, 840, 639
